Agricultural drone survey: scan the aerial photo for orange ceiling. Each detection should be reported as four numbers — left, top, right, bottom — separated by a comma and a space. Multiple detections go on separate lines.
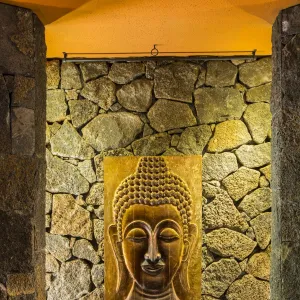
2, 0, 300, 57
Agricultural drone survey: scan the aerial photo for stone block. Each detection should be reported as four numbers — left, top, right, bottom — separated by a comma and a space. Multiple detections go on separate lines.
12, 75, 35, 109
7, 273, 34, 296
108, 62, 145, 84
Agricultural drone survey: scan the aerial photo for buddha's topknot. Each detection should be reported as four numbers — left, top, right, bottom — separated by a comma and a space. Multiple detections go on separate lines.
113, 157, 193, 243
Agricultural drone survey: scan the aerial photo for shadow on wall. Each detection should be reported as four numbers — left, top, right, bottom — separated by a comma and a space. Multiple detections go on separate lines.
45, 57, 272, 299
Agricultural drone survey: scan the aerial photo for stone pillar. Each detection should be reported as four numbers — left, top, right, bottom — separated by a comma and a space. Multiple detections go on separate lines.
0, 3, 46, 299
271, 4, 300, 300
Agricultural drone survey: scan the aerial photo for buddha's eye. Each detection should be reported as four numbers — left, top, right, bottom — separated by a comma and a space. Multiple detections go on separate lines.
125, 228, 147, 243
159, 228, 180, 242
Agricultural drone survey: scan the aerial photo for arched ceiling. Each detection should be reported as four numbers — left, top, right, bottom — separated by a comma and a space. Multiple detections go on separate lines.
3, 0, 300, 57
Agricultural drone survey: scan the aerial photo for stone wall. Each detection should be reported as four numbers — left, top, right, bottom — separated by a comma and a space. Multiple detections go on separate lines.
0, 3, 46, 300
45, 58, 272, 299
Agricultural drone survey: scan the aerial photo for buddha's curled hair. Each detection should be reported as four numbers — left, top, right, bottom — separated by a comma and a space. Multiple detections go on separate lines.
113, 157, 193, 243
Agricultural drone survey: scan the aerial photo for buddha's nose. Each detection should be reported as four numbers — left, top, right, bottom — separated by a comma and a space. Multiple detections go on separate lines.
144, 236, 161, 264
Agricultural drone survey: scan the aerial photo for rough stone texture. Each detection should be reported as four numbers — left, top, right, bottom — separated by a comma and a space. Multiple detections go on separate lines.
80, 287, 104, 300
45, 192, 52, 214
235, 143, 271, 168
148, 99, 197, 132
202, 258, 241, 298
244, 103, 272, 144
86, 183, 104, 205
46, 253, 60, 273
91, 264, 104, 288
46, 149, 90, 194
80, 62, 108, 82
195, 64, 206, 87
11, 107, 35, 155
117, 79, 153, 112
82, 112, 143, 151
77, 160, 97, 183
46, 90, 67, 122
207, 120, 251, 152
246, 83, 271, 103
246, 252, 270, 280
45, 233, 71, 262
260, 164, 271, 182
206, 228, 257, 260
226, 274, 270, 300
7, 273, 35, 296
250, 212, 271, 249
108, 62, 145, 84
132, 133, 171, 156
51, 194, 93, 240
194, 87, 246, 124
203, 192, 249, 232
202, 246, 215, 270
61, 63, 82, 90
68, 100, 98, 128
205, 61, 237, 87
239, 57, 272, 87
162, 148, 184, 156
222, 167, 260, 201
12, 75, 35, 108
50, 121, 95, 159
177, 125, 212, 155
93, 219, 104, 244
154, 62, 199, 103
47, 260, 91, 300
73, 239, 100, 264
238, 188, 272, 218
81, 77, 116, 110
46, 60, 60, 89
202, 152, 238, 181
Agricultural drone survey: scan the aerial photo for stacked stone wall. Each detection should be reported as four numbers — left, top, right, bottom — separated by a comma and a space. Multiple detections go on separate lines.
45, 58, 272, 299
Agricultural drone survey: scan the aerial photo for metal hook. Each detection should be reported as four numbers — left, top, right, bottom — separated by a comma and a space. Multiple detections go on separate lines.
151, 45, 159, 56
252, 49, 257, 60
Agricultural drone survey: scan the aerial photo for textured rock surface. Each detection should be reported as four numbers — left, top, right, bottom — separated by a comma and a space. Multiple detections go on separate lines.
81, 77, 116, 110
250, 212, 271, 249
148, 99, 197, 132
132, 133, 171, 156
238, 188, 272, 218
68, 100, 98, 128
108, 62, 145, 84
203, 152, 238, 181
206, 228, 257, 260
46, 60, 60, 89
203, 192, 248, 232
260, 164, 271, 182
50, 121, 95, 159
205, 61, 237, 87
45, 233, 72, 262
117, 79, 153, 112
226, 274, 270, 300
202, 258, 241, 298
91, 264, 104, 288
86, 183, 104, 205
80, 62, 108, 82
46, 253, 60, 273
77, 160, 97, 183
246, 83, 271, 103
61, 63, 82, 90
222, 167, 260, 201
195, 87, 246, 124
154, 62, 199, 103
47, 260, 91, 300
243, 103, 272, 143
46, 90, 67, 122
82, 112, 143, 151
177, 125, 212, 155
46, 150, 90, 194
235, 143, 271, 168
51, 194, 93, 240
73, 239, 99, 264
208, 120, 251, 152
239, 57, 272, 87
93, 219, 104, 244
246, 252, 270, 280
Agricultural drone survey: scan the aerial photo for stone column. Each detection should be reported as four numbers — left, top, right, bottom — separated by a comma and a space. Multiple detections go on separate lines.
271, 4, 300, 300
0, 3, 46, 299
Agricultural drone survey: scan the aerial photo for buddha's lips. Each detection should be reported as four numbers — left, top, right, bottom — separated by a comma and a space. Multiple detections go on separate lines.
141, 262, 165, 276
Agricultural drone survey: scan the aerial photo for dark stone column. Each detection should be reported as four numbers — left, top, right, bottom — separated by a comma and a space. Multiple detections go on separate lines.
0, 3, 46, 299
271, 5, 300, 300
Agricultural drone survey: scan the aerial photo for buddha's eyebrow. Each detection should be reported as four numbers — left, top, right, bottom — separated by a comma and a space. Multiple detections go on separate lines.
123, 220, 152, 238
154, 219, 182, 234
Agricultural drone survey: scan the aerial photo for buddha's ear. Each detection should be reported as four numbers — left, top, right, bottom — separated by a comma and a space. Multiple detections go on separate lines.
182, 223, 198, 261
108, 224, 124, 262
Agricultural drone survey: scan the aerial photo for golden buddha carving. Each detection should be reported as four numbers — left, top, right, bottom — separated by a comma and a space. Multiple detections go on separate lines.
108, 157, 198, 300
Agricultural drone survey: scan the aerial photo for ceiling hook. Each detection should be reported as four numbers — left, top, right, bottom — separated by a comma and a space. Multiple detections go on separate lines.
151, 44, 159, 56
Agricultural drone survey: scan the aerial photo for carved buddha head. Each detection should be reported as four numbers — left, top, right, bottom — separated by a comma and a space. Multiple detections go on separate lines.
109, 157, 197, 299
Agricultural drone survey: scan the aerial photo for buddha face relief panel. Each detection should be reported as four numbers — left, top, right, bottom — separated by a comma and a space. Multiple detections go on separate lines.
104, 156, 202, 300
